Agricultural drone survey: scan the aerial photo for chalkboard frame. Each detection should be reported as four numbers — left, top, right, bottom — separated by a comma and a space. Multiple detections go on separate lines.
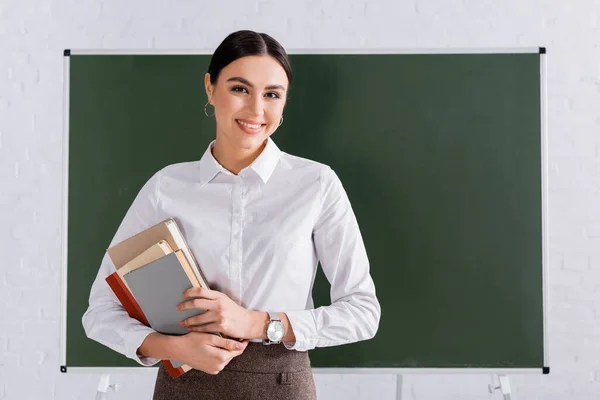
60, 48, 549, 375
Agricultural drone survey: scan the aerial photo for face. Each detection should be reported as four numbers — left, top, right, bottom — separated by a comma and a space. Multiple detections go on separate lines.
204, 55, 288, 151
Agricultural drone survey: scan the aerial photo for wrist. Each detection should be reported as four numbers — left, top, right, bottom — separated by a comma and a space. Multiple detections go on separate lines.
249, 310, 269, 340
169, 334, 188, 360
138, 332, 180, 360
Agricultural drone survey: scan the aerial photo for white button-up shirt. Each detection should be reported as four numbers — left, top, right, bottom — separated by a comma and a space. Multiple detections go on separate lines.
82, 137, 381, 366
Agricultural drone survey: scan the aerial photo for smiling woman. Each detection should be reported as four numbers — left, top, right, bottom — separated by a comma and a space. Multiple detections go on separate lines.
205, 54, 289, 171
203, 32, 292, 176
82, 30, 380, 400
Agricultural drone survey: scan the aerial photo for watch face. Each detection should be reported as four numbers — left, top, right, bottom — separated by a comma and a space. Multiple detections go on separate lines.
267, 321, 285, 342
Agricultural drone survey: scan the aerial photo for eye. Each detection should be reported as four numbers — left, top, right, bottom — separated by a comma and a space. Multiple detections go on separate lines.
231, 86, 248, 94
265, 92, 281, 99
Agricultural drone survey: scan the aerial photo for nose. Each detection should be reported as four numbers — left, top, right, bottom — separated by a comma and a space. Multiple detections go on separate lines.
248, 94, 265, 117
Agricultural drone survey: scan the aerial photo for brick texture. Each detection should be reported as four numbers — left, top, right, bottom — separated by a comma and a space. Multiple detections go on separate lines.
1, 0, 599, 399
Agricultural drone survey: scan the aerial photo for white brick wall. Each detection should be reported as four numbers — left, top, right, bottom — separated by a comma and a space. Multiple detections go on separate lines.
1, 0, 598, 398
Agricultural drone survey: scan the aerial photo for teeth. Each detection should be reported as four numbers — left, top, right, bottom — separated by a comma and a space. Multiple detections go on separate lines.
237, 120, 262, 129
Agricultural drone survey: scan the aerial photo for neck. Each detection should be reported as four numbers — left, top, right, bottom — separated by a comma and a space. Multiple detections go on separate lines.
211, 136, 267, 175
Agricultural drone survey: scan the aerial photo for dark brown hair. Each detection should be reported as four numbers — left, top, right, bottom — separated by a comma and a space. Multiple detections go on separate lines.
207, 30, 293, 87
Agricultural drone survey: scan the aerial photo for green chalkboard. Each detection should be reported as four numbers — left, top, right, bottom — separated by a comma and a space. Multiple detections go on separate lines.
63, 51, 547, 371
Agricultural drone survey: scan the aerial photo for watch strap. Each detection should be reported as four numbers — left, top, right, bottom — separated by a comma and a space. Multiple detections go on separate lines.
263, 311, 283, 345
267, 311, 280, 322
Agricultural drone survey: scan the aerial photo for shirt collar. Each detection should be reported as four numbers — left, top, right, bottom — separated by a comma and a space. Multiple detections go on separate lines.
198, 137, 282, 187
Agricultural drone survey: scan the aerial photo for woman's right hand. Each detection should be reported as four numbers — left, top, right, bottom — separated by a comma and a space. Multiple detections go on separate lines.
172, 332, 249, 375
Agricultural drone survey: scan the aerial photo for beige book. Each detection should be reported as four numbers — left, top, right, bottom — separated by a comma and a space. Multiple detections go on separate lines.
173, 250, 202, 288
107, 218, 210, 289
118, 240, 173, 276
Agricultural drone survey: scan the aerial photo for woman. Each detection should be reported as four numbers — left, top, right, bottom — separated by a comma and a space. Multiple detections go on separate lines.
82, 30, 381, 400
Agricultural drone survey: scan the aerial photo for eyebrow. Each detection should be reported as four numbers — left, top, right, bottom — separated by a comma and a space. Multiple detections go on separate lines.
226, 76, 286, 91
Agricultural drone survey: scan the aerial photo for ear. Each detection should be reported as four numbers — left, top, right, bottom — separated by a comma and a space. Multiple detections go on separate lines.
204, 73, 214, 104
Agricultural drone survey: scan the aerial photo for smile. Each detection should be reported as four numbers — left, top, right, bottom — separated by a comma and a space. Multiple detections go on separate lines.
236, 120, 265, 129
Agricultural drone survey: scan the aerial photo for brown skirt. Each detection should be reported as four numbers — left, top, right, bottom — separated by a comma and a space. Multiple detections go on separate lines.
152, 342, 316, 400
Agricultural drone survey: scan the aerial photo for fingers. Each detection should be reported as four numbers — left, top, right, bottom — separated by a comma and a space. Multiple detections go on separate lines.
209, 336, 249, 352
229, 340, 250, 358
180, 310, 215, 329
177, 297, 214, 312
182, 287, 222, 300
182, 306, 229, 334
186, 321, 220, 334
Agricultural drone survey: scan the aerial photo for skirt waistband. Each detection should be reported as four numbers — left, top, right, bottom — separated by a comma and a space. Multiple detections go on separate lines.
223, 342, 311, 373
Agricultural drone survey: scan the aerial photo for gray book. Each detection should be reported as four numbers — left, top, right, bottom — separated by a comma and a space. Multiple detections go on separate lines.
122, 252, 208, 336
123, 251, 211, 369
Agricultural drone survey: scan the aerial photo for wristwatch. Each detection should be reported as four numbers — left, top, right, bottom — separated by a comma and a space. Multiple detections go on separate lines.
263, 311, 285, 345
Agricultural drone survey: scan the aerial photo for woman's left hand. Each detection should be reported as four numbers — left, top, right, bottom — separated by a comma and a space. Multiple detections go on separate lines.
177, 287, 259, 340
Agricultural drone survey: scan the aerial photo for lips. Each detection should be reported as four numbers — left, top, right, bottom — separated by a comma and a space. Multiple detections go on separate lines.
236, 119, 265, 128
236, 119, 266, 134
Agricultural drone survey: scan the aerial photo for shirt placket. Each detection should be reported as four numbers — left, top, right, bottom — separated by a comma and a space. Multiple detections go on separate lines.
229, 175, 244, 305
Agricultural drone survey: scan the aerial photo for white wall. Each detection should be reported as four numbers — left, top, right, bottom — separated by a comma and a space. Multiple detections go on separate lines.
1, 0, 598, 399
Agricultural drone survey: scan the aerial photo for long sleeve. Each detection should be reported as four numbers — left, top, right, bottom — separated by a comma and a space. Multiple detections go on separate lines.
81, 171, 162, 366
284, 166, 381, 351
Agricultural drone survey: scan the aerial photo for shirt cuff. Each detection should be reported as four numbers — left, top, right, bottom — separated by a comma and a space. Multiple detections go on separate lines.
125, 326, 161, 366
282, 309, 316, 352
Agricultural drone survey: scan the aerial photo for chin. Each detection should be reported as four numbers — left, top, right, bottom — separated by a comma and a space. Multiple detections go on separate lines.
237, 135, 268, 149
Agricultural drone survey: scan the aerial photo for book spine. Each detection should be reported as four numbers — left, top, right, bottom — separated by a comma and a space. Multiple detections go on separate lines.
105, 272, 150, 326
167, 219, 210, 288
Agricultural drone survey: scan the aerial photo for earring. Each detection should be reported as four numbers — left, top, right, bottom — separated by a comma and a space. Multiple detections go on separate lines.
204, 102, 215, 117
278, 116, 284, 127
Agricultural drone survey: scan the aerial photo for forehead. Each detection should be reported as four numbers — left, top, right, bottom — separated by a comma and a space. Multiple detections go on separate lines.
219, 55, 288, 87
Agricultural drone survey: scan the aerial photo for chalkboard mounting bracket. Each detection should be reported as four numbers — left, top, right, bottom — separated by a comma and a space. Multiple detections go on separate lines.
488, 374, 512, 399
97, 374, 119, 399
395, 374, 403, 400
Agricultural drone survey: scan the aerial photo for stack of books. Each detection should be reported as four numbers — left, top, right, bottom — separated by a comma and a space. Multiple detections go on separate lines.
105, 218, 215, 378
